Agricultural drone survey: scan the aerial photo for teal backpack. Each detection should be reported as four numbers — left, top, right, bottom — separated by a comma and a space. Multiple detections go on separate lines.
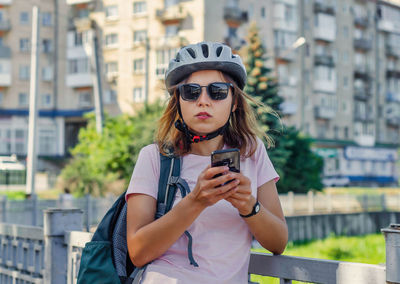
77, 153, 196, 284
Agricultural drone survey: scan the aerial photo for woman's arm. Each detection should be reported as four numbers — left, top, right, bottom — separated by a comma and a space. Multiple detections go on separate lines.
225, 177, 288, 254
126, 165, 240, 267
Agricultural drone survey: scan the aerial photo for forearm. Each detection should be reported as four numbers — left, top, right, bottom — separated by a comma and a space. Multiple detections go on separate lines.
243, 203, 288, 254
128, 195, 204, 267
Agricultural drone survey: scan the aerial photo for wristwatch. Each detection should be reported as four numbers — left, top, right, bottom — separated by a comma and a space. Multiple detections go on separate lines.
239, 200, 260, 218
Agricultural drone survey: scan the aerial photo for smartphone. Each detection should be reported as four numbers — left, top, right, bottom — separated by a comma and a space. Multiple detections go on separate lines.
211, 149, 240, 183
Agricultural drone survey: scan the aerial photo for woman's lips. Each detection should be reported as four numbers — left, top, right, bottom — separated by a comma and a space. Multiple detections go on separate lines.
196, 112, 212, 119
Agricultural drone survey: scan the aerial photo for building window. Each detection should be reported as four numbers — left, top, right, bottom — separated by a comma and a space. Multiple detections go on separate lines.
68, 58, 89, 74
105, 62, 118, 74
104, 89, 117, 104
20, 12, 29, 25
15, 129, 26, 154
18, 93, 28, 107
165, 25, 178, 37
165, 0, 178, 8
19, 38, 30, 52
105, 5, 118, 19
79, 92, 92, 107
42, 12, 52, 27
41, 94, 52, 108
0, 91, 3, 106
39, 129, 56, 155
343, 76, 349, 88
133, 1, 147, 14
133, 30, 147, 43
261, 7, 266, 18
42, 39, 52, 53
19, 65, 30, 80
133, 58, 144, 73
42, 66, 53, 81
105, 33, 118, 47
334, 126, 339, 139
133, 87, 144, 102
156, 48, 178, 77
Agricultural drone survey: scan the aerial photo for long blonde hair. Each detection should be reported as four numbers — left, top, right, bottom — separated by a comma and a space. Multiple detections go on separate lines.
155, 73, 272, 157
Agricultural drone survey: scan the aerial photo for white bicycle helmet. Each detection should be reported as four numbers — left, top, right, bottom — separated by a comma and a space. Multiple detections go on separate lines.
165, 42, 247, 90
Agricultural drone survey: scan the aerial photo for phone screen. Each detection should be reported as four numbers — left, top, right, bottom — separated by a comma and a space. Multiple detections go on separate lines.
211, 148, 240, 173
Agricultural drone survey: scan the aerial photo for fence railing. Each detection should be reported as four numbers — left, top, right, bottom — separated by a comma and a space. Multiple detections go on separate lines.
0, 209, 399, 284
1, 191, 400, 228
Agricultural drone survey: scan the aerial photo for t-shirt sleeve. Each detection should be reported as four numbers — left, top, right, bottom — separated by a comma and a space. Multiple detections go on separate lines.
125, 144, 160, 201
255, 137, 279, 188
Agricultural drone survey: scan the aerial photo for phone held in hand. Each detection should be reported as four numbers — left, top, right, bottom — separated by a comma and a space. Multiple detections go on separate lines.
211, 148, 240, 180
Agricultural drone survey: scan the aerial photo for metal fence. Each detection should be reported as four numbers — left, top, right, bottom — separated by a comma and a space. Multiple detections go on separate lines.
1, 209, 399, 284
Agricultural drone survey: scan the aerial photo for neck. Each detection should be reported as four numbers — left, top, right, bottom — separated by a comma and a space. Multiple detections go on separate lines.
189, 136, 224, 156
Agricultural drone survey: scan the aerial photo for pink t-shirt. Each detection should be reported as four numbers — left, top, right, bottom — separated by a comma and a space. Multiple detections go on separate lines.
126, 138, 279, 284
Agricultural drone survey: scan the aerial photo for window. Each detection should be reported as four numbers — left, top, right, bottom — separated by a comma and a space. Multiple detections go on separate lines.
165, 0, 177, 8
42, 12, 52, 26
104, 89, 117, 104
133, 87, 144, 102
20, 12, 29, 25
156, 48, 178, 77
41, 94, 52, 107
15, 129, 26, 154
133, 1, 147, 14
343, 76, 349, 88
334, 126, 339, 139
165, 25, 178, 37
42, 39, 52, 53
19, 38, 30, 52
133, 58, 144, 73
105, 5, 118, 19
261, 7, 266, 18
105, 62, 118, 74
0, 91, 3, 106
18, 93, 28, 106
19, 65, 30, 80
133, 30, 147, 43
79, 92, 92, 107
105, 33, 118, 47
68, 58, 89, 74
39, 129, 56, 155
42, 66, 53, 81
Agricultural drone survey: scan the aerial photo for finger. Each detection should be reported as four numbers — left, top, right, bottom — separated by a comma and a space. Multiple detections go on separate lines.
204, 166, 230, 180
209, 174, 237, 188
211, 179, 239, 196
217, 186, 238, 200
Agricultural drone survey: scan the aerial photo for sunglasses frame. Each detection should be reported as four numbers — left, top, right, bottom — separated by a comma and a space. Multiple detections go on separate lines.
177, 82, 234, 102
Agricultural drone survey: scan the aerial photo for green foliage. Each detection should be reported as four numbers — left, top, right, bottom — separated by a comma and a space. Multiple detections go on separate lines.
251, 234, 385, 284
60, 102, 165, 196
245, 23, 323, 193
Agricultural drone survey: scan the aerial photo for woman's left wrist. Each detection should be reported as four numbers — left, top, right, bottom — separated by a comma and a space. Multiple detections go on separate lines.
239, 197, 257, 216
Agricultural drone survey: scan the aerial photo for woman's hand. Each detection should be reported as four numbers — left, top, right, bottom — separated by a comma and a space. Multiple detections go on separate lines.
224, 172, 256, 215
188, 165, 240, 208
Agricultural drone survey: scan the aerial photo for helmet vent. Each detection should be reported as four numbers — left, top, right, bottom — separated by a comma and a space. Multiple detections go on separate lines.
201, 44, 209, 58
186, 48, 196, 59
216, 46, 223, 57
175, 53, 181, 62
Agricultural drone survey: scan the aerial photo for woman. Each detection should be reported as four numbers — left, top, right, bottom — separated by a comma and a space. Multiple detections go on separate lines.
126, 42, 288, 283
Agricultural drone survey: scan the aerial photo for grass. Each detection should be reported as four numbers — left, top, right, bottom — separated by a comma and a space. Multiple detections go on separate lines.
324, 187, 400, 195
0, 188, 63, 200
250, 234, 385, 284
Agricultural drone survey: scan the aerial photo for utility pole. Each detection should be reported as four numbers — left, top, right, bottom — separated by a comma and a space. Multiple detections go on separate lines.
26, 6, 40, 224
88, 22, 104, 134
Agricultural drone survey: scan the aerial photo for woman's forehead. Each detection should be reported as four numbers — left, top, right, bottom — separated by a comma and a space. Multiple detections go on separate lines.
186, 70, 226, 83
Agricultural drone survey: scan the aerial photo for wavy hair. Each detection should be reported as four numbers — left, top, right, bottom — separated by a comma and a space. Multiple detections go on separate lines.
155, 73, 273, 157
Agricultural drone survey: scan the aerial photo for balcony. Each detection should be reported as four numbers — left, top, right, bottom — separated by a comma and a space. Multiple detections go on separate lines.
66, 0, 93, 5
66, 73, 93, 88
0, 20, 11, 31
386, 92, 400, 103
0, 46, 11, 58
73, 17, 92, 32
314, 106, 336, 119
224, 6, 248, 26
275, 48, 296, 62
155, 35, 186, 48
313, 1, 335, 15
386, 70, 400, 79
354, 65, 370, 80
385, 44, 400, 58
314, 26, 336, 42
354, 16, 368, 28
314, 78, 336, 93
353, 38, 372, 51
354, 112, 374, 122
314, 54, 334, 67
387, 116, 400, 127
354, 86, 371, 101
156, 4, 187, 24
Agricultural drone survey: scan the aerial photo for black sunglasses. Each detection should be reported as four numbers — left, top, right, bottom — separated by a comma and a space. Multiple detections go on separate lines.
177, 82, 234, 101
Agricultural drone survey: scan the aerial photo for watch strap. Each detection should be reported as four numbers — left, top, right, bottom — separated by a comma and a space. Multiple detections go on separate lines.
239, 200, 260, 218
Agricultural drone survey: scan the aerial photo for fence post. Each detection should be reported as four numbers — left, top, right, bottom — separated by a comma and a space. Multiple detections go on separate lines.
0, 195, 6, 222
43, 208, 83, 284
288, 191, 294, 215
381, 194, 387, 212
382, 224, 400, 284
307, 191, 314, 214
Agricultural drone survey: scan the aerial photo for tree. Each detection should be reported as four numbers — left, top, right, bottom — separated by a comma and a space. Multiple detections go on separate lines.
244, 23, 323, 193
60, 102, 165, 196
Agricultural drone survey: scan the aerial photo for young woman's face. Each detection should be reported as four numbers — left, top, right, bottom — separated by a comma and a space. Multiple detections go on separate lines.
179, 70, 235, 136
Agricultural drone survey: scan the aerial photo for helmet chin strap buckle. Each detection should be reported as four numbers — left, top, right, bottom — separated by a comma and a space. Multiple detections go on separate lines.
192, 135, 207, 143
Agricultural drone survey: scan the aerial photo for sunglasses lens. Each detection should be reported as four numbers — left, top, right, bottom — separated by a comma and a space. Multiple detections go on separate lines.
180, 84, 201, 101
208, 83, 230, 100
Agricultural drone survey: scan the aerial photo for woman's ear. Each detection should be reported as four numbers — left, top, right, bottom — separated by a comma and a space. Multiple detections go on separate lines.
232, 103, 237, 113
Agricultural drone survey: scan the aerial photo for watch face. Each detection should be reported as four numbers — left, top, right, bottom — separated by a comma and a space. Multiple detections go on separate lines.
255, 203, 260, 213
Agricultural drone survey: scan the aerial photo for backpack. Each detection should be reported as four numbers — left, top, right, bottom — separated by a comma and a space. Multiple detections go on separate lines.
77, 153, 195, 284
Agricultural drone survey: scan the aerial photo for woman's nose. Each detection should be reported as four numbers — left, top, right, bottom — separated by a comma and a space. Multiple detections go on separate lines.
196, 87, 211, 106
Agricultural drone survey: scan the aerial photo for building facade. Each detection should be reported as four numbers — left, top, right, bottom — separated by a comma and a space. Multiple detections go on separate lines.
0, 0, 398, 185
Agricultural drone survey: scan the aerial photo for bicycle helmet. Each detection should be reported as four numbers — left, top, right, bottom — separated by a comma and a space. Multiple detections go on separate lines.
165, 42, 247, 90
